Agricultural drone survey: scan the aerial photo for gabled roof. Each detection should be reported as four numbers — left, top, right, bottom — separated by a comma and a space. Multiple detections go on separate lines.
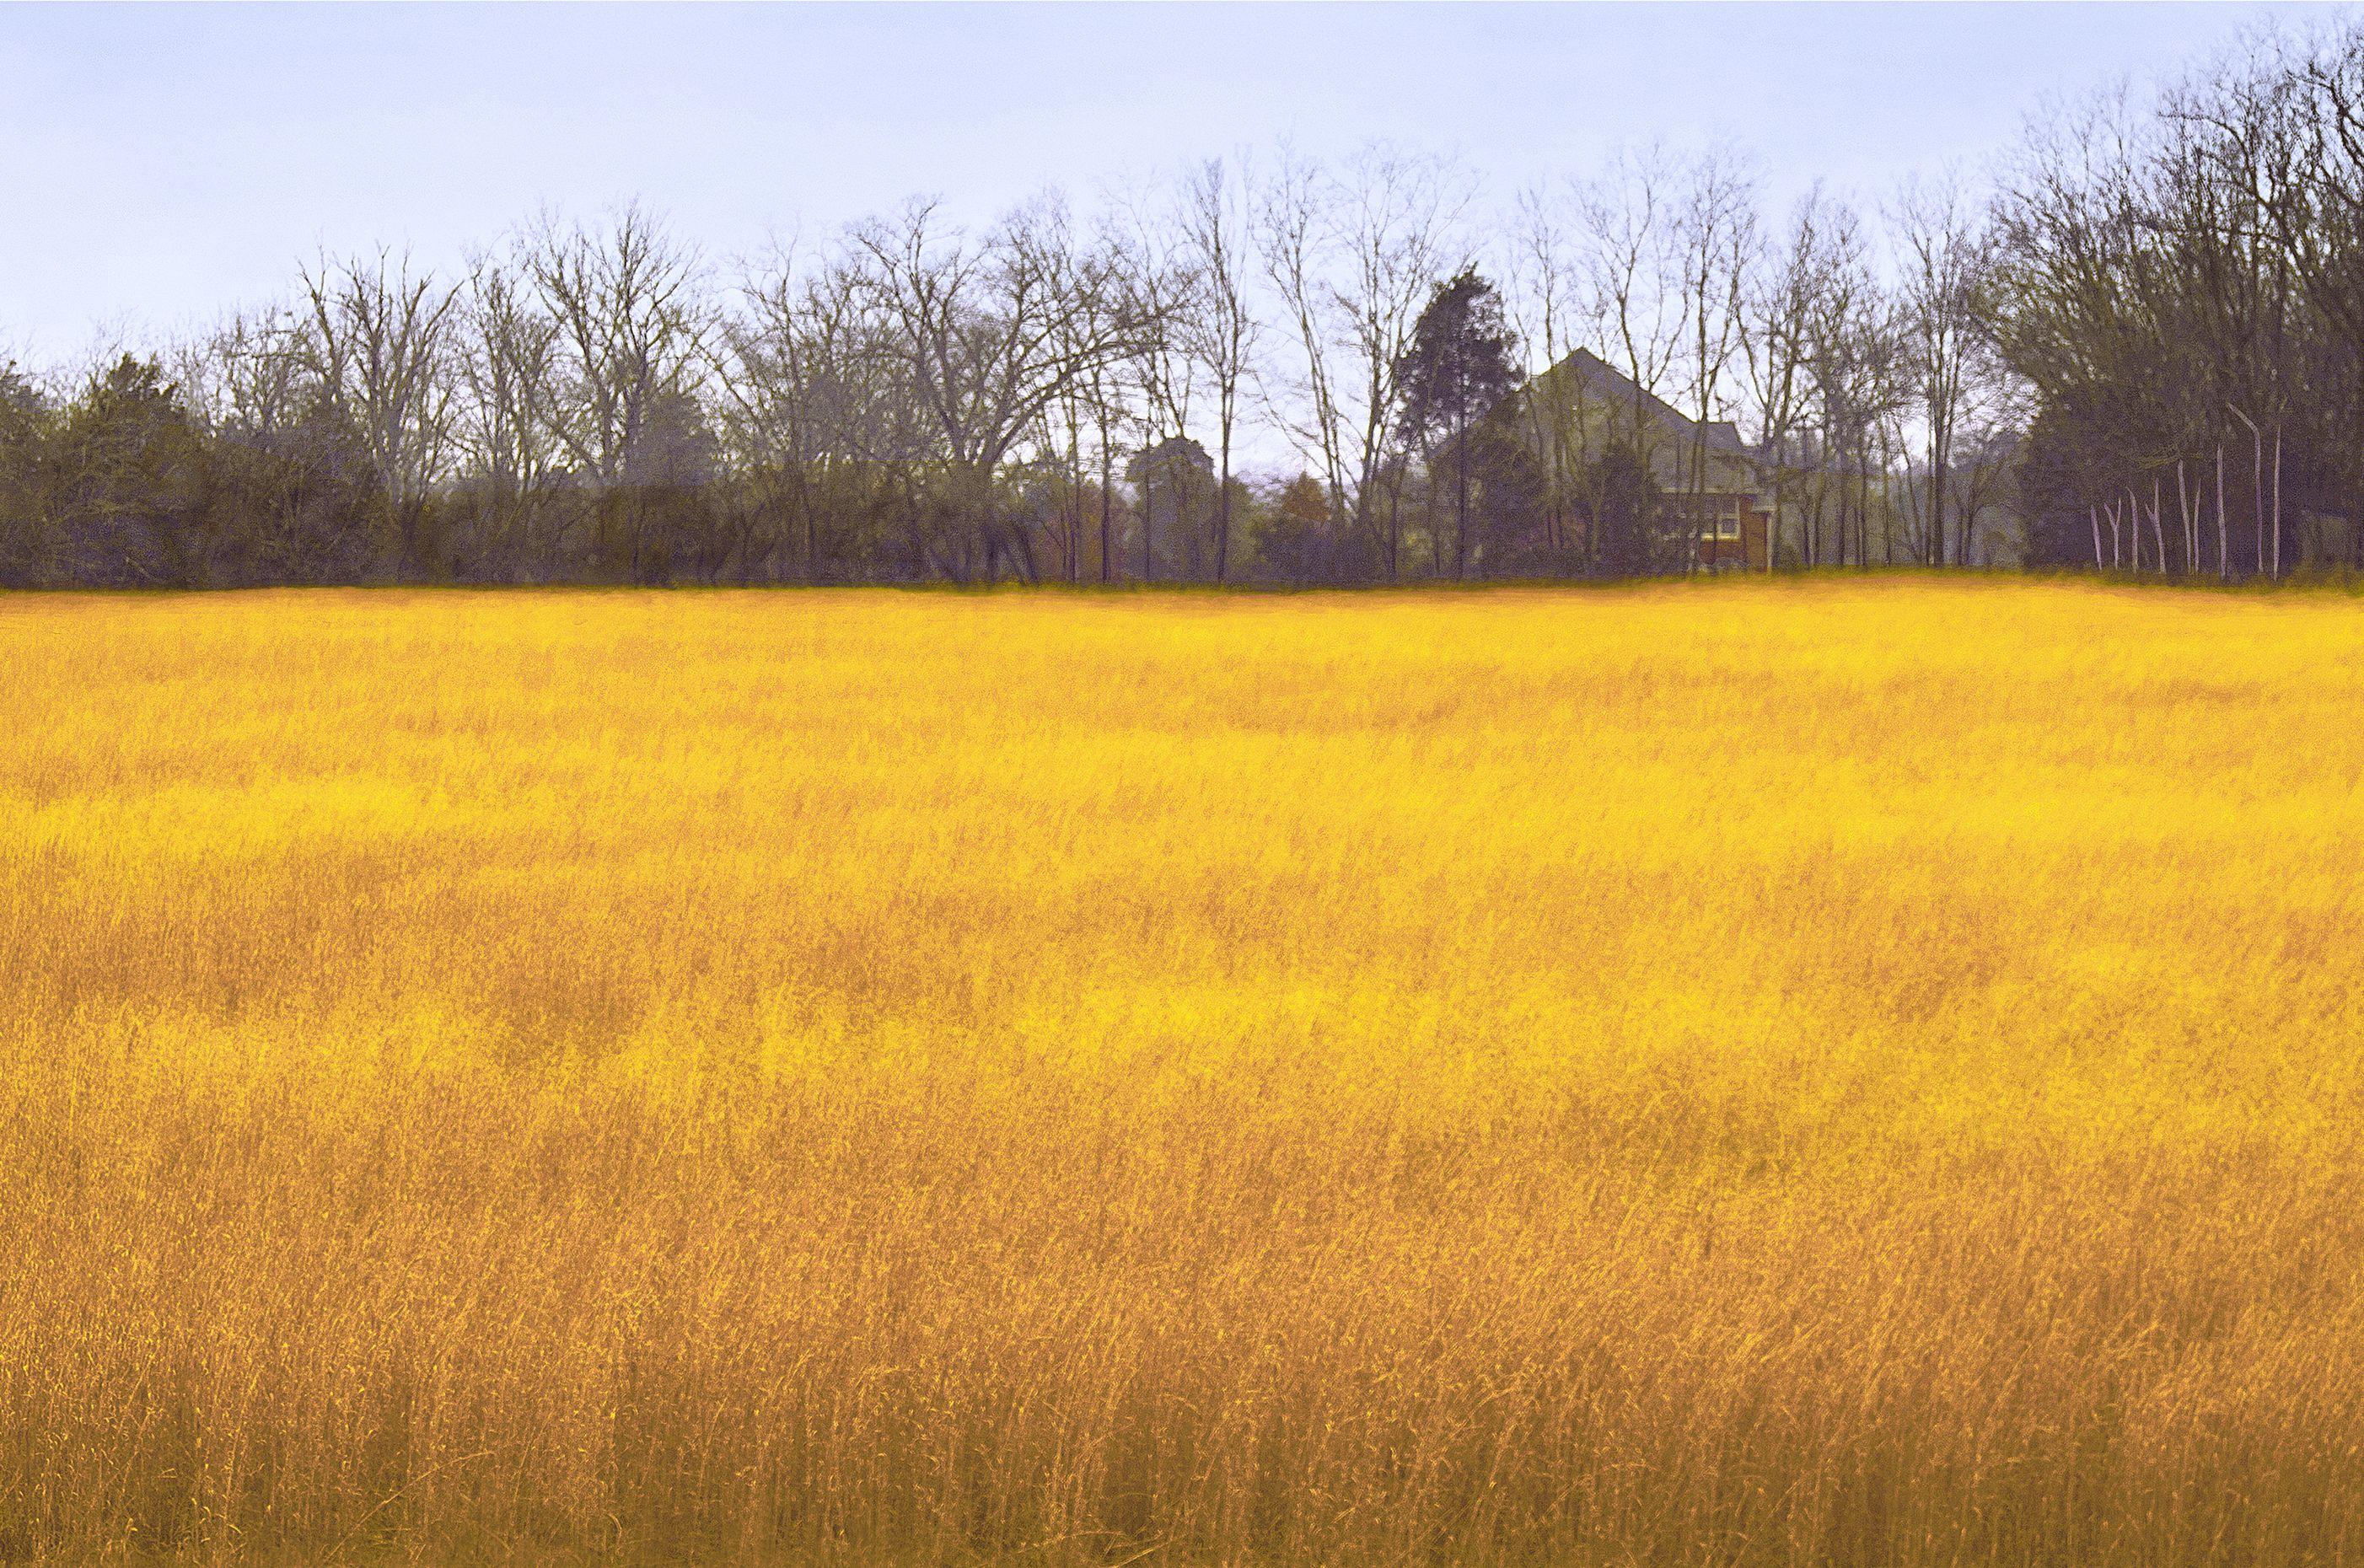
1522, 348, 1752, 458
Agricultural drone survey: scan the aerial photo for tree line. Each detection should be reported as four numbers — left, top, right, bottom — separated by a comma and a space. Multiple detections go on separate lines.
4, 19, 2360, 589
1996, 21, 2364, 574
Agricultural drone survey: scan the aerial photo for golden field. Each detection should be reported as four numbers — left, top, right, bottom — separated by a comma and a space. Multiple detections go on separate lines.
3, 579, 2363, 1566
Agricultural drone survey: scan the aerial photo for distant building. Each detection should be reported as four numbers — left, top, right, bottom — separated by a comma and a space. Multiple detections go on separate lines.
1499, 348, 1772, 571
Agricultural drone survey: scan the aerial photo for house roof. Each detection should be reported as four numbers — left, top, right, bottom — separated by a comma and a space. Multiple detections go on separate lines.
1522, 348, 1752, 459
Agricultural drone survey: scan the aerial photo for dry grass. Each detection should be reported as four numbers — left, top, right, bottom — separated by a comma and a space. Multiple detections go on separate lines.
3, 579, 2363, 1566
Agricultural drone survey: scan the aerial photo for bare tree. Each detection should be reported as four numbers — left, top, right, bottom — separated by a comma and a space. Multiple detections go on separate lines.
1253, 147, 1354, 539
1504, 180, 1604, 561
847, 194, 1156, 581
1115, 191, 1200, 579
1175, 156, 1260, 582
1330, 146, 1469, 578
298, 247, 464, 567
1254, 145, 1467, 579
1672, 150, 1760, 569
454, 250, 564, 576
1579, 144, 1692, 476
176, 306, 309, 448
1804, 231, 1903, 568
1889, 170, 1991, 567
524, 201, 711, 487
1740, 188, 1845, 571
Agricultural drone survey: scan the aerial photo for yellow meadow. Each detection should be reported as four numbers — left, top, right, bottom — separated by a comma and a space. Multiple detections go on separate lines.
2, 581, 2361, 1565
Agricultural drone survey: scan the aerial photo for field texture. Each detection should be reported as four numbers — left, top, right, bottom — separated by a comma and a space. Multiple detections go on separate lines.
3, 581, 2363, 1566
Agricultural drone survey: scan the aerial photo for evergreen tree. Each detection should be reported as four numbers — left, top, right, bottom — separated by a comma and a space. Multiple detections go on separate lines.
1588, 443, 1663, 579
1394, 270, 1523, 578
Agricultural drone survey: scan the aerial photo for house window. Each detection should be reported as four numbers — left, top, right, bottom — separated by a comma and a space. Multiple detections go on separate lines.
1711, 501, 1742, 540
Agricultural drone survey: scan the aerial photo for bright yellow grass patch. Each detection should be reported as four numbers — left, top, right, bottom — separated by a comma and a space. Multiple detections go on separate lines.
3, 581, 2362, 1565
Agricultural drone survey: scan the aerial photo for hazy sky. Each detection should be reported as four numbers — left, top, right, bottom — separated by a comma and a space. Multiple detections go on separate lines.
0, 2, 2313, 365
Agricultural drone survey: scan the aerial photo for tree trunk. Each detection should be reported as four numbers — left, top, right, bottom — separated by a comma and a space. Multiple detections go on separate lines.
1453, 452, 1465, 579
2271, 428, 2283, 577
1927, 440, 1944, 568
804, 481, 819, 585
2177, 460, 2192, 577
1098, 411, 1115, 585
2216, 443, 2228, 580
1214, 427, 1232, 585
2248, 418, 2265, 577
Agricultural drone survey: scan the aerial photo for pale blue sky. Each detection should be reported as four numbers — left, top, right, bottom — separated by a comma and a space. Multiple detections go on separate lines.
0, 2, 2315, 363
